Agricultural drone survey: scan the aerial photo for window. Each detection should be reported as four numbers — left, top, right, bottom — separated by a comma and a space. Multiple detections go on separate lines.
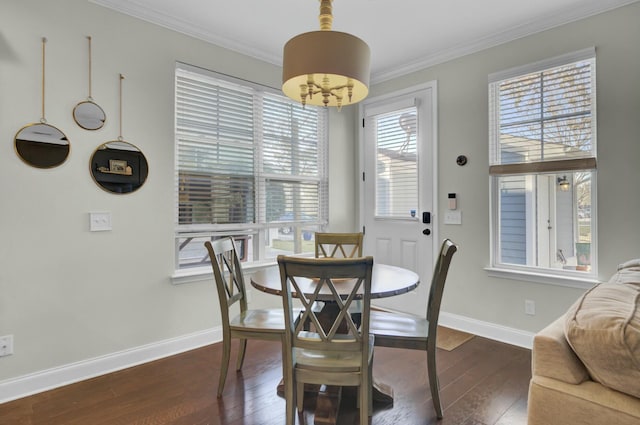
374, 107, 418, 219
488, 48, 597, 279
175, 63, 328, 270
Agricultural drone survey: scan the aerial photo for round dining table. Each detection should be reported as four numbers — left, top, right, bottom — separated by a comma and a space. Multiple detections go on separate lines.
250, 262, 419, 300
250, 262, 420, 425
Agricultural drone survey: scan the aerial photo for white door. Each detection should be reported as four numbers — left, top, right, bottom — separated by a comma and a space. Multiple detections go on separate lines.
359, 83, 437, 316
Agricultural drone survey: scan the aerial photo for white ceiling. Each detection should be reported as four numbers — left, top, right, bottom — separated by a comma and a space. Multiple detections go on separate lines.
91, 0, 637, 83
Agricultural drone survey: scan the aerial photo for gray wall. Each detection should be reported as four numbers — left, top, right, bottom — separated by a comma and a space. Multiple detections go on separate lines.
0, 0, 357, 382
1, 0, 639, 388
370, 2, 640, 331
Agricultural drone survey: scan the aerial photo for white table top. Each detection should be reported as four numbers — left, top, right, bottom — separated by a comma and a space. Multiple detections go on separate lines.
250, 263, 420, 301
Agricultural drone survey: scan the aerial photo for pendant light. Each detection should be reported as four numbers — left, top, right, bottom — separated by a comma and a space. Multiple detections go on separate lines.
282, 0, 370, 109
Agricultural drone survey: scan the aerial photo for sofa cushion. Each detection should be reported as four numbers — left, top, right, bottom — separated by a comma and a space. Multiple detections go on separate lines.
609, 258, 640, 287
564, 282, 640, 398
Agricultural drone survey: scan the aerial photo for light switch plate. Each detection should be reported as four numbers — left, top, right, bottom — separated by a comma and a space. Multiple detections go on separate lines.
444, 210, 462, 225
89, 212, 112, 231
0, 335, 13, 357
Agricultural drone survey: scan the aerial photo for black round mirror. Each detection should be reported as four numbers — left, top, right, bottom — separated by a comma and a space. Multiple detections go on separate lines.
90, 140, 148, 194
14, 123, 70, 168
73, 100, 106, 130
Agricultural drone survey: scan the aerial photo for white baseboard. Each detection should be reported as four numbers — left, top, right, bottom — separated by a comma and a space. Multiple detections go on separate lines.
439, 312, 534, 349
0, 327, 222, 404
0, 312, 534, 404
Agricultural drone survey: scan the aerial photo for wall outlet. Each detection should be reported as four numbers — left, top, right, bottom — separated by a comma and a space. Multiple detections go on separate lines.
0, 335, 13, 357
525, 300, 536, 316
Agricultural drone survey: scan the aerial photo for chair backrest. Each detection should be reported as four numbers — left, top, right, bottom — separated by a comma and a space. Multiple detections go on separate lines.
277, 255, 374, 353
315, 232, 364, 258
426, 239, 458, 337
204, 237, 248, 328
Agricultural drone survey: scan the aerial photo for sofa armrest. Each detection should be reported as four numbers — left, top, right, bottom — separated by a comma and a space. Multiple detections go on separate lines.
532, 315, 590, 384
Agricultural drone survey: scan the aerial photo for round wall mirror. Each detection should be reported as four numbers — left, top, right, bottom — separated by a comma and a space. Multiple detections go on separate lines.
90, 140, 148, 194
14, 123, 70, 168
73, 100, 106, 130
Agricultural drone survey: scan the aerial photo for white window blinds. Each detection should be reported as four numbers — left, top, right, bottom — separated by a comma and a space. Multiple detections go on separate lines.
489, 48, 596, 175
176, 71, 256, 229
260, 93, 327, 224
175, 63, 328, 237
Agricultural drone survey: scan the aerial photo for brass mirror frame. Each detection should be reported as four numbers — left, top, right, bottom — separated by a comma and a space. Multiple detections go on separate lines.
14, 122, 70, 169
73, 36, 106, 131
90, 140, 149, 194
15, 37, 71, 169
73, 100, 106, 130
90, 74, 148, 194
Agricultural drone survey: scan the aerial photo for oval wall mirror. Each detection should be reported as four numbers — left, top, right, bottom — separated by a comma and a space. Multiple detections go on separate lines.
15, 123, 70, 168
73, 100, 106, 130
91, 74, 148, 194
73, 36, 106, 130
90, 141, 148, 194
15, 37, 71, 168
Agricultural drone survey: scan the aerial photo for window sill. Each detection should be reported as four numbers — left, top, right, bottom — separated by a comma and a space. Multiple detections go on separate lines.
171, 260, 278, 285
485, 267, 599, 289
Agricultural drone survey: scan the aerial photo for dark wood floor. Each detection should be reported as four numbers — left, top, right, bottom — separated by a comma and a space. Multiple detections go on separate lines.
0, 335, 531, 424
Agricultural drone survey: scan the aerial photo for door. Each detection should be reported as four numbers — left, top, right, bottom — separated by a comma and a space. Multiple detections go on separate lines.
360, 83, 437, 316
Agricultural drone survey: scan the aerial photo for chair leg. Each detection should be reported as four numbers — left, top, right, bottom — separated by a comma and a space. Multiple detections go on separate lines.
236, 338, 248, 371
303, 317, 311, 331
352, 300, 362, 329
427, 345, 443, 418
360, 378, 370, 425
282, 343, 296, 425
296, 381, 304, 413
368, 353, 373, 414
217, 336, 231, 398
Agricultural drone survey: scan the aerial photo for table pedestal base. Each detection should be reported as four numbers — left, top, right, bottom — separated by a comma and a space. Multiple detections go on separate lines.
277, 379, 393, 425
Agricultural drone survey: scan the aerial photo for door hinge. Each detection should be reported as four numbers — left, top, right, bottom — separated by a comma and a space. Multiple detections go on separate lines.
362, 172, 365, 181
362, 118, 365, 128
362, 226, 365, 235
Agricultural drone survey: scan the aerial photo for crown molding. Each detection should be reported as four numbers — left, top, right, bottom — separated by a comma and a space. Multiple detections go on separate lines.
372, 0, 639, 83
90, 0, 639, 85
89, 0, 282, 66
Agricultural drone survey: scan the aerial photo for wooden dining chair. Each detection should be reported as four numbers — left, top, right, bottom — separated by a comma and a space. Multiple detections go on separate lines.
315, 232, 364, 258
369, 238, 458, 418
278, 255, 374, 425
205, 237, 288, 398
308, 232, 365, 329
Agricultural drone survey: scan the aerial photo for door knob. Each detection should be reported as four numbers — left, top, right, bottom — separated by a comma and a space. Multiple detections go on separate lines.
423, 228, 431, 235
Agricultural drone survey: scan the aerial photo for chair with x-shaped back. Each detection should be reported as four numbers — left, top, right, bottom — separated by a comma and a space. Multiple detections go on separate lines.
369, 238, 458, 418
313, 232, 365, 328
315, 232, 364, 259
205, 237, 288, 398
278, 255, 374, 425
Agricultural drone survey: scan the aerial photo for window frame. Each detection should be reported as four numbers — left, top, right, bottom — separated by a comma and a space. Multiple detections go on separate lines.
487, 49, 598, 285
174, 63, 329, 276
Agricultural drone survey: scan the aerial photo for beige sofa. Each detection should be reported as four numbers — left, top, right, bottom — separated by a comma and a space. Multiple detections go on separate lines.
527, 260, 640, 425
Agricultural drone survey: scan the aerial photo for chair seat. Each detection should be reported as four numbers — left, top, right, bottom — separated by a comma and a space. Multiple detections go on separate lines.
294, 334, 375, 372
230, 308, 287, 332
369, 310, 429, 341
